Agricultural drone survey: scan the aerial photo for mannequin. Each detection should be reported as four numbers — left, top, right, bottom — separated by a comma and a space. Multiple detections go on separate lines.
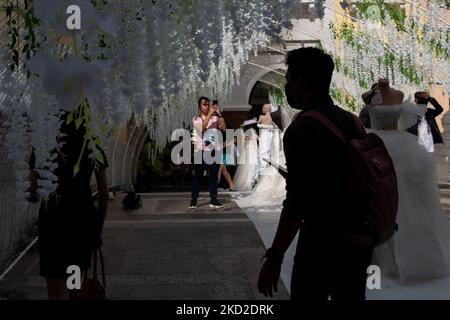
258, 104, 274, 126
258, 104, 276, 176
362, 80, 450, 284
362, 78, 404, 107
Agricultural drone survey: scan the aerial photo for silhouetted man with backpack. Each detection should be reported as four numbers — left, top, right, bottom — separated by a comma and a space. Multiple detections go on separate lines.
257, 48, 397, 301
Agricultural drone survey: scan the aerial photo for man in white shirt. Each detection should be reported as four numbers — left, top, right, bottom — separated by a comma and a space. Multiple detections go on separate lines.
408, 92, 444, 153
190, 97, 226, 209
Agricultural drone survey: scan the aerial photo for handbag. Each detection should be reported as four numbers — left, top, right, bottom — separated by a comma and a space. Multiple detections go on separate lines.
77, 248, 106, 300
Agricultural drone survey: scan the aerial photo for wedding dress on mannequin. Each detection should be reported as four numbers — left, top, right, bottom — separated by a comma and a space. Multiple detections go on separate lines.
233, 123, 259, 191
248, 128, 285, 205
243, 105, 293, 205
257, 104, 277, 177
365, 81, 450, 283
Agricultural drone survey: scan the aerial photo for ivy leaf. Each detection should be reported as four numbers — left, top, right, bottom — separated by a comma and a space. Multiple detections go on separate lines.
66, 112, 74, 125
75, 117, 83, 130
73, 163, 80, 177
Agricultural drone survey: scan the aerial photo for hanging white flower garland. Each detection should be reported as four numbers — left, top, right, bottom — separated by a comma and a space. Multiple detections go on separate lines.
1, 0, 302, 204
327, 0, 449, 113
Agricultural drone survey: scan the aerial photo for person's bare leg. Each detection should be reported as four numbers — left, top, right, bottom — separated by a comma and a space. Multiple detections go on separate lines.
47, 278, 70, 300
222, 166, 235, 189
218, 165, 224, 184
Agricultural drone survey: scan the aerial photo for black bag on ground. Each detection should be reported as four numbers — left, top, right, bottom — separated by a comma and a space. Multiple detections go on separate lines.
122, 192, 142, 210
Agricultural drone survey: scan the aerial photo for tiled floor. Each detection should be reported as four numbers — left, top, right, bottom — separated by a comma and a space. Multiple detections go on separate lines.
2, 188, 449, 300
0, 193, 289, 300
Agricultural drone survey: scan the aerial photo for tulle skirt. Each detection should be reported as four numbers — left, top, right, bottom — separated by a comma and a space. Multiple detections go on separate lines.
370, 129, 450, 283
235, 134, 286, 207
234, 139, 259, 191
259, 129, 274, 176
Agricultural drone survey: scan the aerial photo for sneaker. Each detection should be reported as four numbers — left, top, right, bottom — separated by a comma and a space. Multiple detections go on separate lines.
209, 198, 223, 209
189, 199, 198, 209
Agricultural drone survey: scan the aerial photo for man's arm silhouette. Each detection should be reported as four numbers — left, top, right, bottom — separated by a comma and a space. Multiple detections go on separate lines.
258, 208, 302, 297
258, 120, 317, 297
427, 97, 444, 118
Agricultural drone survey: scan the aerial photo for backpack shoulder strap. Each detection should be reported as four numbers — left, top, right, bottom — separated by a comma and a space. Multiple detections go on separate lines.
351, 114, 367, 136
302, 111, 346, 142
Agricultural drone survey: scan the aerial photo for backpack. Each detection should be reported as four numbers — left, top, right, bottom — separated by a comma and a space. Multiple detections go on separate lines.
302, 111, 399, 248
122, 192, 142, 210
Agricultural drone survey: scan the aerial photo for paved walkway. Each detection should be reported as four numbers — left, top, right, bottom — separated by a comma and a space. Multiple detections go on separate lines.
235, 187, 450, 300
0, 192, 289, 300
1, 188, 449, 300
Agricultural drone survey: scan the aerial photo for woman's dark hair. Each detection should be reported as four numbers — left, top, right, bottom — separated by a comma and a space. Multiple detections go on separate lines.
198, 96, 210, 108
286, 47, 335, 93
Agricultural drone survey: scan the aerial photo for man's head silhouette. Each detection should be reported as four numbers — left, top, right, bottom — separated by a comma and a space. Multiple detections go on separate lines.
285, 47, 335, 110
414, 91, 430, 105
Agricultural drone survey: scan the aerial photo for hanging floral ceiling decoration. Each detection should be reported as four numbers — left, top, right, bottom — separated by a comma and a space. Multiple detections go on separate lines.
0, 0, 448, 207
327, 0, 450, 112
0, 0, 309, 206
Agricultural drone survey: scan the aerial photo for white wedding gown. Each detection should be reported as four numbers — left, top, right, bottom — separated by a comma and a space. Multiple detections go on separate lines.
233, 128, 259, 191
237, 112, 290, 206
246, 127, 286, 206
258, 124, 276, 176
369, 102, 450, 284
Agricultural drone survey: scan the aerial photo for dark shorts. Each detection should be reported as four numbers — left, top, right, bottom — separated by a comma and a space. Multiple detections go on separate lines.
38, 207, 98, 278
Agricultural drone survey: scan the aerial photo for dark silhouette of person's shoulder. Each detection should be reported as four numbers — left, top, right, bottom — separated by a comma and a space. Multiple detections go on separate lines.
287, 105, 355, 136
324, 105, 358, 136
285, 114, 320, 141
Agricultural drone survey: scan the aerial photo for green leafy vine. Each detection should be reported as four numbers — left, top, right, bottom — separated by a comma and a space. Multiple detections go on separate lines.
355, 0, 406, 32
329, 21, 426, 86
330, 86, 358, 113
5, 0, 40, 76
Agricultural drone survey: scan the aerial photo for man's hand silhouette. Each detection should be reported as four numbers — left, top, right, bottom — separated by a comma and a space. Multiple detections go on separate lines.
257, 259, 281, 297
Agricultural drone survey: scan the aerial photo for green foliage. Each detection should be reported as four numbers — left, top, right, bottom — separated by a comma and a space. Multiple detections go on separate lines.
428, 28, 450, 60
434, 0, 450, 6
268, 87, 285, 106
359, 79, 369, 90
329, 21, 427, 87
5, 0, 40, 76
355, 0, 406, 32
65, 99, 107, 177
386, 3, 406, 32
330, 87, 358, 113
327, 50, 360, 81
335, 22, 356, 45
